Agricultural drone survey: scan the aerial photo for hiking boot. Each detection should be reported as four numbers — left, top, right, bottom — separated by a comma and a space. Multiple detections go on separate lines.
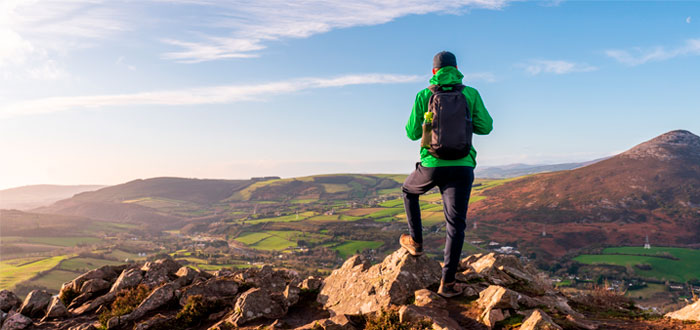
399, 234, 424, 256
437, 280, 462, 298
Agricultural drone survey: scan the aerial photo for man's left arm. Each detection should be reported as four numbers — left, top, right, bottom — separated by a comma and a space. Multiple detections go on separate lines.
470, 89, 493, 135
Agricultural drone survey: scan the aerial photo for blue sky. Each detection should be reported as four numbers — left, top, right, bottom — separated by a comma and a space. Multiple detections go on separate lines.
1, 0, 699, 189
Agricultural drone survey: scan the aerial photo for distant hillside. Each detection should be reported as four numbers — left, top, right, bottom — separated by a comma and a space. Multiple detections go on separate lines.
33, 175, 402, 227
471, 130, 700, 258
0, 184, 105, 210
475, 158, 605, 179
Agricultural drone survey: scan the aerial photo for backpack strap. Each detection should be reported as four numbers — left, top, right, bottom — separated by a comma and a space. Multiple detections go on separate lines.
428, 84, 465, 93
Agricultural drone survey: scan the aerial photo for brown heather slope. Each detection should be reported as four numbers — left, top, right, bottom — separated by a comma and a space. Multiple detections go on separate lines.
470, 130, 700, 258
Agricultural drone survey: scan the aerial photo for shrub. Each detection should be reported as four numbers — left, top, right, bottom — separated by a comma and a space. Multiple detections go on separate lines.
99, 284, 151, 327
365, 308, 432, 330
147, 295, 222, 330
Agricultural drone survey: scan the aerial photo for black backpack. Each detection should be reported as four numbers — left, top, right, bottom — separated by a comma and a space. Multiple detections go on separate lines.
426, 84, 473, 160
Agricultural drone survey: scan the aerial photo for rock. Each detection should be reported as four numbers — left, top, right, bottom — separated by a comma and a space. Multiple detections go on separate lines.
234, 265, 294, 292
413, 289, 446, 309
173, 266, 198, 288
283, 284, 300, 308
0, 311, 6, 327
133, 314, 172, 330
67, 322, 99, 330
41, 296, 69, 321
533, 295, 584, 319
110, 267, 144, 293
18, 290, 52, 318
178, 276, 239, 306
140, 257, 182, 288
80, 279, 111, 294
301, 276, 322, 292
0, 313, 32, 330
460, 253, 550, 295
0, 291, 21, 313
456, 283, 486, 298
317, 315, 359, 330
106, 283, 175, 329
318, 248, 441, 316
564, 315, 597, 330
519, 309, 562, 330
71, 291, 116, 315
399, 305, 461, 330
665, 299, 700, 321
227, 288, 286, 326
60, 265, 126, 301
475, 285, 520, 328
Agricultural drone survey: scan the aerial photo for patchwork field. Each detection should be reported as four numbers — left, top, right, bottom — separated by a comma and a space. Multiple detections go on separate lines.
574, 247, 700, 283
332, 240, 384, 259
0, 255, 71, 290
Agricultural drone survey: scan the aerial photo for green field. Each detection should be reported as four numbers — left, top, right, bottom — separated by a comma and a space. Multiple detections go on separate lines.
0, 255, 71, 289
59, 257, 123, 272
22, 269, 81, 292
333, 240, 384, 259
235, 230, 330, 251
1, 236, 102, 247
574, 247, 700, 283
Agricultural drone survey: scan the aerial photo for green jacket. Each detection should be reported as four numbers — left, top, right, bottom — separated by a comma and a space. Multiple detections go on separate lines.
406, 66, 493, 167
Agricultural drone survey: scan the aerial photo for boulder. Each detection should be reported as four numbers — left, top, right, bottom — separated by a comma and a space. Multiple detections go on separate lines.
70, 292, 116, 315
106, 283, 175, 329
665, 299, 700, 321
41, 296, 69, 321
109, 267, 143, 293
318, 248, 441, 316
519, 309, 562, 330
80, 279, 111, 294
140, 257, 182, 288
18, 290, 52, 318
227, 288, 287, 326
474, 285, 520, 328
313, 315, 359, 330
173, 266, 198, 288
234, 265, 294, 292
0, 313, 32, 330
0, 311, 6, 326
67, 322, 99, 330
283, 284, 301, 308
398, 305, 461, 330
0, 291, 21, 313
178, 276, 239, 306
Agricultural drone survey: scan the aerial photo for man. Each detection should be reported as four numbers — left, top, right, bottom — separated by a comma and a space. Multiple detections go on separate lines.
400, 51, 493, 298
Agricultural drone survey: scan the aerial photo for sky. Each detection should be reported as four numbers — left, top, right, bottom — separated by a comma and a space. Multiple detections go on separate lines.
1, 0, 699, 189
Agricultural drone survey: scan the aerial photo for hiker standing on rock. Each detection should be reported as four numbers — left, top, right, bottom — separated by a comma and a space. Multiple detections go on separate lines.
400, 51, 493, 298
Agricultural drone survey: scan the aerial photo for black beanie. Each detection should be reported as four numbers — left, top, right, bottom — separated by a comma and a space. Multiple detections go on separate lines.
433, 51, 457, 69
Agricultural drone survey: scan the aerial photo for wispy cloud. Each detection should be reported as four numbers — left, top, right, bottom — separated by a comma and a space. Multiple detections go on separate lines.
158, 0, 513, 63
687, 16, 692, 24
0, 73, 421, 118
0, 0, 128, 80
605, 38, 700, 66
463, 72, 498, 83
523, 60, 597, 75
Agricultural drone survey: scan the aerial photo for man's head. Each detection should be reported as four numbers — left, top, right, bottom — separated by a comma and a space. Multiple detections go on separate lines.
432, 51, 457, 74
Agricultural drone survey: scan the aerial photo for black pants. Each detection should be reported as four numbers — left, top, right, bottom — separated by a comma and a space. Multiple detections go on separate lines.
402, 163, 474, 283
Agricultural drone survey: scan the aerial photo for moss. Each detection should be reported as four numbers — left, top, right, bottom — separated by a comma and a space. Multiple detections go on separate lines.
59, 286, 79, 307
365, 308, 432, 330
494, 314, 524, 329
99, 284, 151, 327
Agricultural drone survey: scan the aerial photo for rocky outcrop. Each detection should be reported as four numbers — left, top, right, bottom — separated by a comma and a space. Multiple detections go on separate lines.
178, 276, 238, 306
665, 299, 700, 321
106, 283, 175, 329
18, 290, 51, 318
0, 291, 21, 313
317, 248, 441, 315
474, 285, 521, 328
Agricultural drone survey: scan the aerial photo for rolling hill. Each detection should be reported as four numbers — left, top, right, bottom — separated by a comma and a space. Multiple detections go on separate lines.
474, 158, 606, 179
470, 130, 700, 258
0, 184, 105, 210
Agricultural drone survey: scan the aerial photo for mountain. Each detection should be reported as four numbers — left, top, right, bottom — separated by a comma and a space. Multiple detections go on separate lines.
471, 130, 700, 258
474, 158, 606, 179
0, 185, 105, 210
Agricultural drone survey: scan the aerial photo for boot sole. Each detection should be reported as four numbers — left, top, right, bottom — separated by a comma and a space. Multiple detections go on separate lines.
400, 244, 424, 256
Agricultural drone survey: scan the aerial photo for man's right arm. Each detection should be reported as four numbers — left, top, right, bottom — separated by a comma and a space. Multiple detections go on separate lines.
406, 89, 429, 141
